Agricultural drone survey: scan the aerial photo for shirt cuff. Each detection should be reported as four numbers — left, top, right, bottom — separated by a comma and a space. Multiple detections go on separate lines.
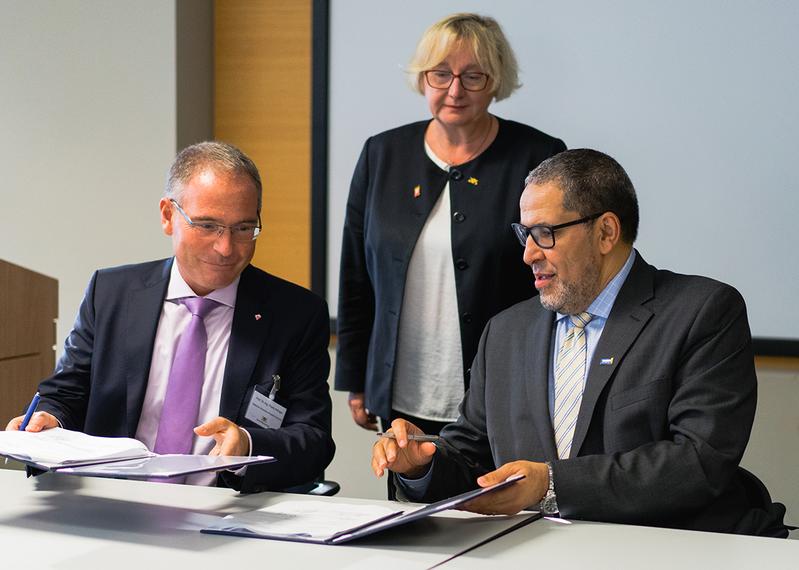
229, 427, 253, 475
396, 458, 435, 501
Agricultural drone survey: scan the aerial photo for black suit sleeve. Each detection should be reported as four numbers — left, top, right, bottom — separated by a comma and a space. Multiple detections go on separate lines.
226, 301, 335, 493
414, 319, 499, 502
36, 271, 98, 429
334, 140, 376, 394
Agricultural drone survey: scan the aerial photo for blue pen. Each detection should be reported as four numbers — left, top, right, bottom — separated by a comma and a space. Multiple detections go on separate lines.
19, 392, 41, 431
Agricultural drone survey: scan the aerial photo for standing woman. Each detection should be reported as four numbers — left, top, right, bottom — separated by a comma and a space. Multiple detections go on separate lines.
336, 13, 566, 437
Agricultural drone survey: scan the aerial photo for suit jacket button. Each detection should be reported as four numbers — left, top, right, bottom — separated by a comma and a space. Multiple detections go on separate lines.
450, 169, 463, 181
461, 312, 472, 323
453, 211, 465, 223
455, 258, 468, 270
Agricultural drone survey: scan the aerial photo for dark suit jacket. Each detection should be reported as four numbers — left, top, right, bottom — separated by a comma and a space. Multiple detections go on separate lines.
336, 117, 566, 419
418, 252, 787, 536
37, 259, 334, 493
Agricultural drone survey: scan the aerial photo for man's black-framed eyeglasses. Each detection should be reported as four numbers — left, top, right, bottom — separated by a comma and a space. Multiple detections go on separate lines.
423, 70, 490, 91
511, 212, 604, 249
170, 199, 261, 242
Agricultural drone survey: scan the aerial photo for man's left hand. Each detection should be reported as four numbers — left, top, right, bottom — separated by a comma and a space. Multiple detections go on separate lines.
460, 460, 550, 516
194, 417, 250, 456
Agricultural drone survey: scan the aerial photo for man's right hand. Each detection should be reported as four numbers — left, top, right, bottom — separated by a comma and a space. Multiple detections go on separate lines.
371, 418, 437, 479
5, 411, 59, 432
347, 392, 378, 431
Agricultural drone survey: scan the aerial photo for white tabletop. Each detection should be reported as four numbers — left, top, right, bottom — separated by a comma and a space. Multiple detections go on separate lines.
0, 470, 530, 569
0, 470, 794, 569
451, 516, 797, 569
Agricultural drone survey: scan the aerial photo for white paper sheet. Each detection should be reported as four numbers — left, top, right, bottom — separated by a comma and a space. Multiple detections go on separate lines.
0, 427, 151, 467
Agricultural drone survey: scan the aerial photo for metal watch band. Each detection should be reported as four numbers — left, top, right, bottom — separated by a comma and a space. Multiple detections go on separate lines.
539, 461, 559, 515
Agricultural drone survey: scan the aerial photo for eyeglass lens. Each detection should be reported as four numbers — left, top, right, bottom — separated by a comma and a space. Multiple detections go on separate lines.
195, 224, 259, 242
513, 223, 554, 249
172, 200, 259, 242
425, 70, 488, 91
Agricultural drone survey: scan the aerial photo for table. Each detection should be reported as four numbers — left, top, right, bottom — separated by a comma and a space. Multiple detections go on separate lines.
450, 515, 797, 569
0, 470, 794, 569
0, 470, 529, 569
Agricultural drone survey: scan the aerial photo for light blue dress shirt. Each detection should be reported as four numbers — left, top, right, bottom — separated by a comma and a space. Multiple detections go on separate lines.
547, 249, 636, 419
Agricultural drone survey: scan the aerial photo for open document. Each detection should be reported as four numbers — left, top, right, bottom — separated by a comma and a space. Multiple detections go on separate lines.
0, 427, 274, 479
202, 474, 534, 544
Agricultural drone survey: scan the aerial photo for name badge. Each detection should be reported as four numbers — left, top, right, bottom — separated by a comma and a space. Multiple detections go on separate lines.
245, 380, 286, 429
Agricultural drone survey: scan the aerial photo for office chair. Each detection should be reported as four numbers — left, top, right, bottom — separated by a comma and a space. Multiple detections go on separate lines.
282, 472, 340, 496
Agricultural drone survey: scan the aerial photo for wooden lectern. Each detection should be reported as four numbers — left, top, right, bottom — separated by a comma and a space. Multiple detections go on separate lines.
0, 260, 57, 424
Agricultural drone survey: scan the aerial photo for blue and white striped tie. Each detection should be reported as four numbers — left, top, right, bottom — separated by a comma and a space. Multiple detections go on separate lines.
553, 312, 592, 459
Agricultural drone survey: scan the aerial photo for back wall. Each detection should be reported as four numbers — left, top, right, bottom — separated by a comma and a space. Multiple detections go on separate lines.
0, 0, 177, 347
326, 0, 799, 346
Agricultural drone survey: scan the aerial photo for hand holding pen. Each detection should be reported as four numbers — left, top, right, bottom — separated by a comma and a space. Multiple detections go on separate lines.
19, 392, 40, 430
371, 419, 438, 479
6, 392, 58, 432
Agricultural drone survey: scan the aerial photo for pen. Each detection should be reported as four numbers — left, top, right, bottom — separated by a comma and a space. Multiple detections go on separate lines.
376, 432, 440, 443
19, 392, 41, 431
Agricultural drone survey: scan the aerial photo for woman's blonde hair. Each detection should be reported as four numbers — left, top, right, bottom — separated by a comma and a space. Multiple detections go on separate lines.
407, 13, 520, 102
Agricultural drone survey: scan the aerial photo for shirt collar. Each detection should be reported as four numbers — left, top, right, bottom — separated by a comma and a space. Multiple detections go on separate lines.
166, 258, 239, 309
557, 249, 636, 322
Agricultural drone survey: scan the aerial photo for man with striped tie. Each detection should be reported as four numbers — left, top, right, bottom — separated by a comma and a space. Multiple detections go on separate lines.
372, 149, 787, 537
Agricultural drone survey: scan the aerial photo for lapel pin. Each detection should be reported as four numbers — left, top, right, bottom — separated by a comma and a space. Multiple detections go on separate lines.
600, 357, 614, 366
467, 176, 479, 186
254, 314, 262, 321
413, 185, 421, 198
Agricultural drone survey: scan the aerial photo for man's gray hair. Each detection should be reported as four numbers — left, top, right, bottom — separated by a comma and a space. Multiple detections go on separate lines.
525, 149, 639, 243
166, 141, 262, 212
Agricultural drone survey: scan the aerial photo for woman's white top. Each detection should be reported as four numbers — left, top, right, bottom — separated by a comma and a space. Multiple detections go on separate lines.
391, 143, 465, 422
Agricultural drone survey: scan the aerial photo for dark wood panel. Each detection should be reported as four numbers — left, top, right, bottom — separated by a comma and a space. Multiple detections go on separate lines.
0, 260, 58, 426
0, 354, 50, 426
755, 356, 799, 372
0, 260, 57, 360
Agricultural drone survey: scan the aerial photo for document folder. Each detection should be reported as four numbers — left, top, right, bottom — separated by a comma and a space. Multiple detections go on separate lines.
202, 474, 533, 544
56, 454, 275, 479
0, 427, 274, 479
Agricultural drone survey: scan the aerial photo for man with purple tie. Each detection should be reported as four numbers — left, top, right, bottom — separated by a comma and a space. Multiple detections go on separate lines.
6, 142, 334, 492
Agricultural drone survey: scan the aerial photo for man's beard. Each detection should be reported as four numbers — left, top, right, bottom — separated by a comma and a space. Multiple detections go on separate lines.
538, 259, 601, 315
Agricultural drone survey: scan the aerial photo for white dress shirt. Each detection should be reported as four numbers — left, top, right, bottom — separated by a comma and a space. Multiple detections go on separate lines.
135, 259, 239, 485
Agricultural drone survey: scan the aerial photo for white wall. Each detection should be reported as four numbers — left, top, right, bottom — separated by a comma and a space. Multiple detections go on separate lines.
327, 0, 799, 342
0, 0, 176, 349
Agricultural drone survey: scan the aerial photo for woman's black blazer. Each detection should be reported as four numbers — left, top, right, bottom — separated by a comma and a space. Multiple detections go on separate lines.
335, 117, 566, 420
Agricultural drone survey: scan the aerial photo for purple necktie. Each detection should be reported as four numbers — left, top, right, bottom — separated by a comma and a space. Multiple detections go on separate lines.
153, 296, 218, 456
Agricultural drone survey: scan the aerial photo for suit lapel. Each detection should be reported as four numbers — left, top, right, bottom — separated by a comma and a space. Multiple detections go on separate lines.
523, 308, 558, 459
219, 266, 270, 419
125, 259, 172, 437
570, 254, 655, 456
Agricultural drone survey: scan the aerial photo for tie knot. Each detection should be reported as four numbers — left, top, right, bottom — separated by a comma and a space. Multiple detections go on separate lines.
569, 312, 592, 329
181, 296, 218, 319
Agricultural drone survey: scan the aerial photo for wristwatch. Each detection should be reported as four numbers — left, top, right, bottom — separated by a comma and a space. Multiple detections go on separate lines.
539, 462, 559, 515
